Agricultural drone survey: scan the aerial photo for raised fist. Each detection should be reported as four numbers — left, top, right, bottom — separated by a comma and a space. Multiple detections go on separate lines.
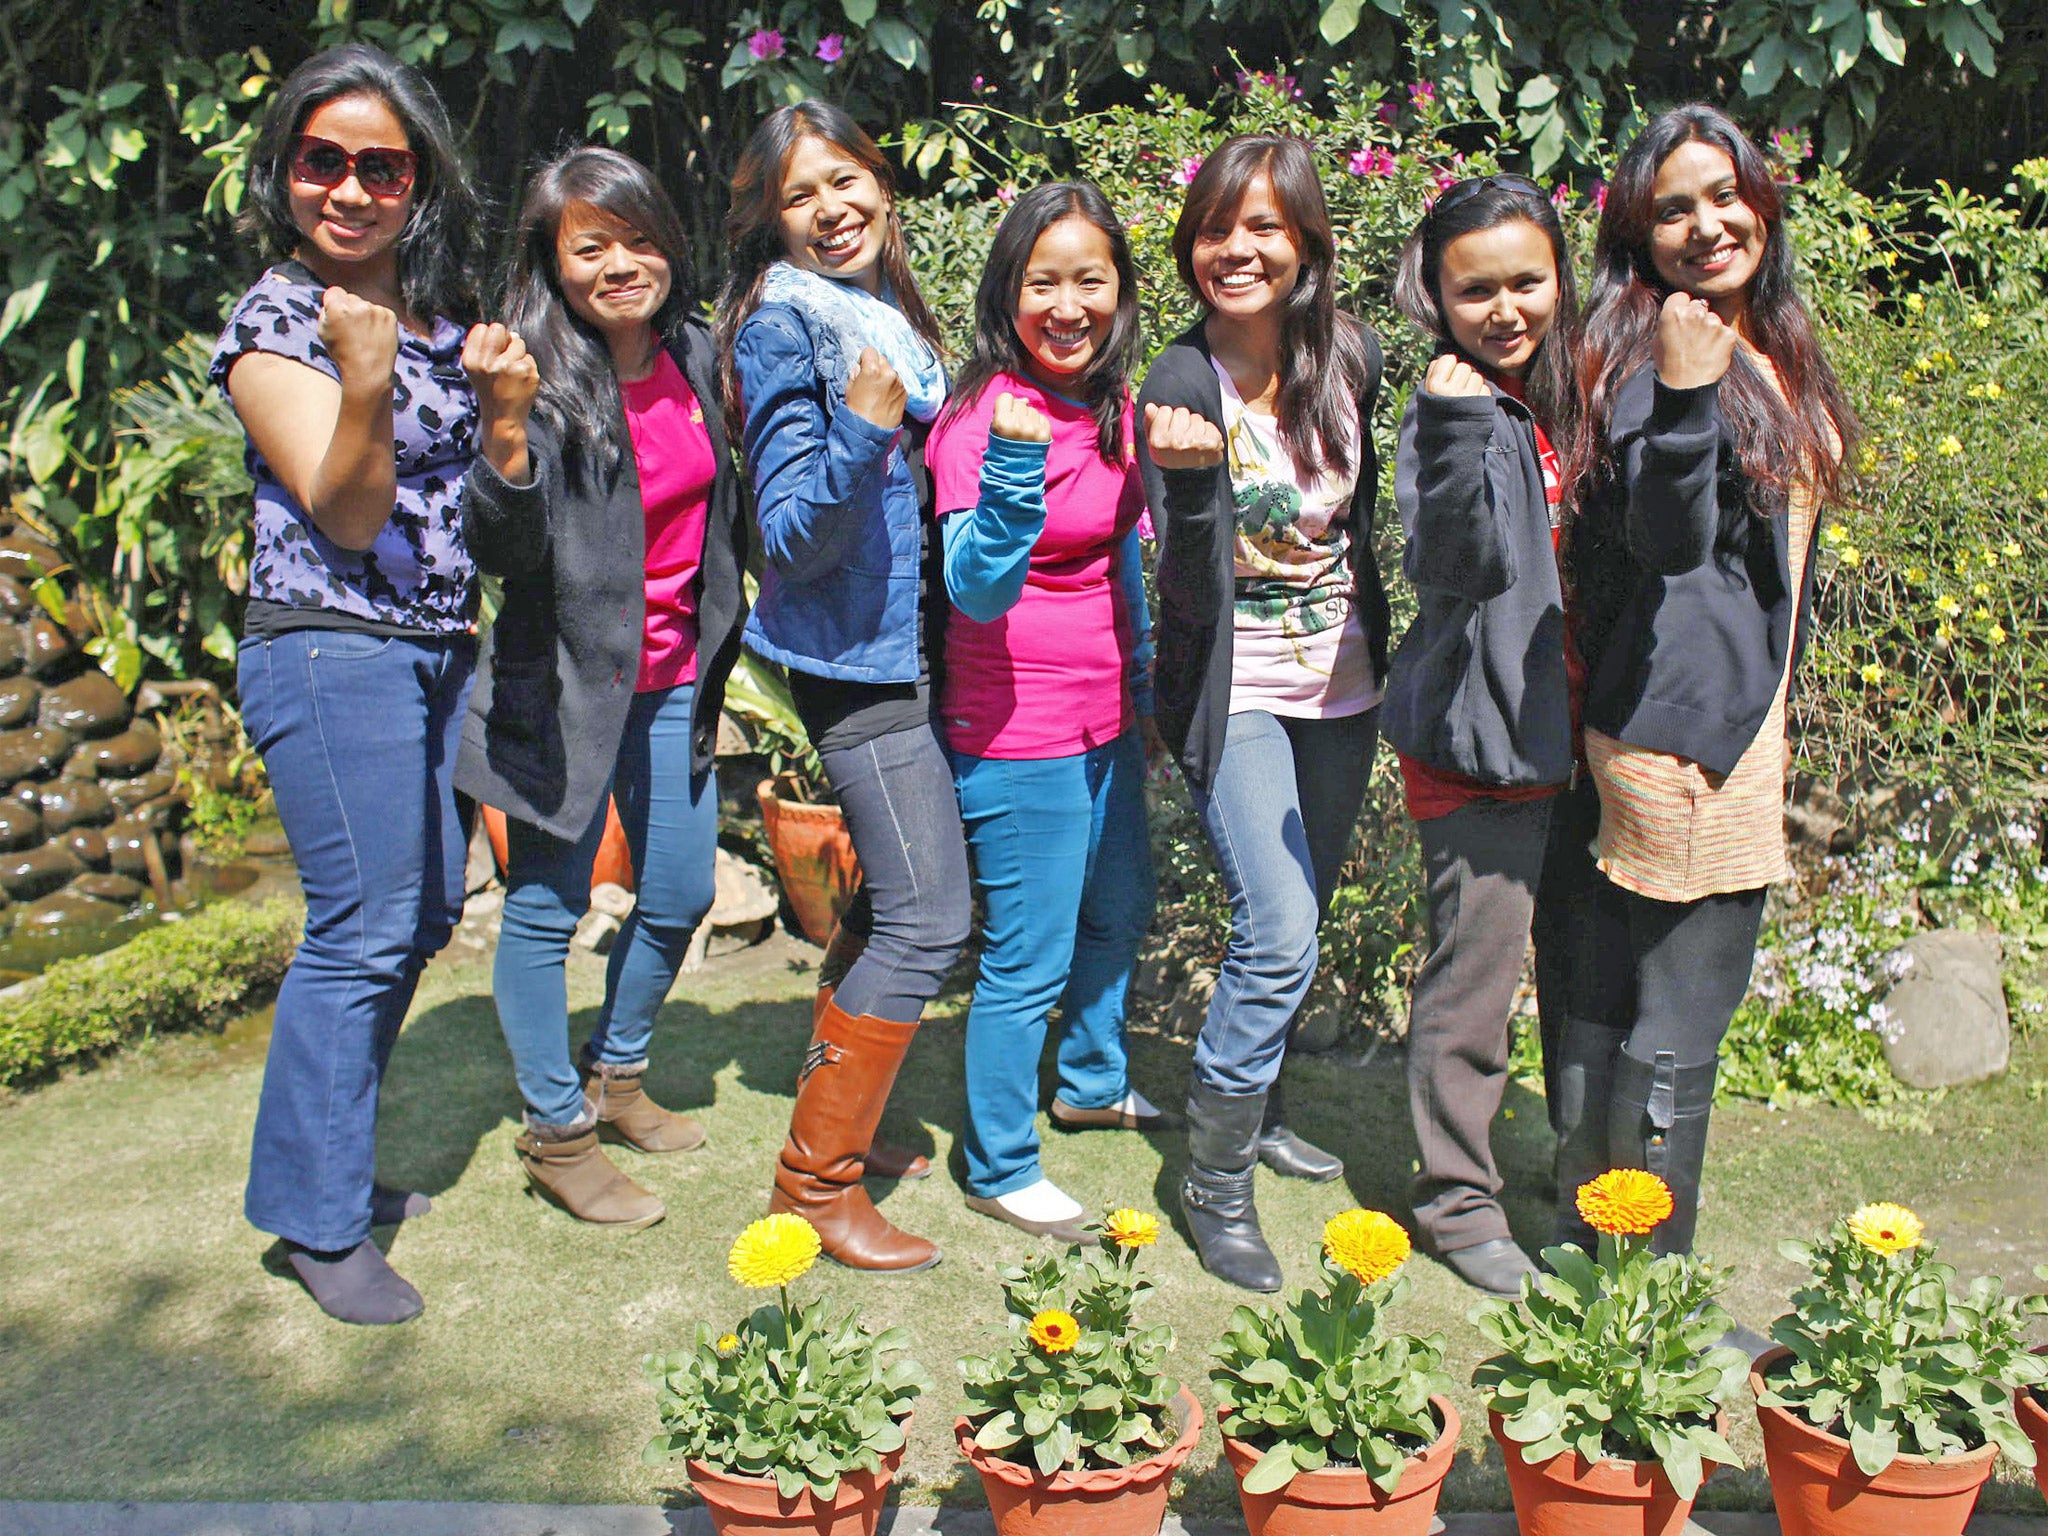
844, 345, 906, 430
461, 322, 540, 431
990, 391, 1051, 445
1423, 353, 1492, 399
317, 287, 399, 390
1143, 401, 1226, 471
1651, 290, 1738, 391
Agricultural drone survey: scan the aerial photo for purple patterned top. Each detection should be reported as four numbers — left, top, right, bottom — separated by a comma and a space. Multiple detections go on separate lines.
210, 264, 478, 633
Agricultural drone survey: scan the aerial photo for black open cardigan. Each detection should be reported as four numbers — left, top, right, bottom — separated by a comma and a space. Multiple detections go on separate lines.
1133, 320, 1390, 793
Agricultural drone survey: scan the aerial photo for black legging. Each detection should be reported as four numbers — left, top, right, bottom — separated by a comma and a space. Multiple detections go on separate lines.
1580, 876, 1767, 1062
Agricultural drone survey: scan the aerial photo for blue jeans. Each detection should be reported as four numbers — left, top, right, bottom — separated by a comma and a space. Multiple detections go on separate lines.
239, 629, 475, 1251
1189, 707, 1380, 1097
953, 731, 1156, 1198
494, 685, 719, 1127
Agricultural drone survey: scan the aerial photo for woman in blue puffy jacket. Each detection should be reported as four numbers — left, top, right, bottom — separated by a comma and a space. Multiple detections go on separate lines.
713, 100, 967, 1274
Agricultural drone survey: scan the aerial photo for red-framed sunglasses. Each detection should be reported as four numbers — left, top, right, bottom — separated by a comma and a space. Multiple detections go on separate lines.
290, 135, 419, 199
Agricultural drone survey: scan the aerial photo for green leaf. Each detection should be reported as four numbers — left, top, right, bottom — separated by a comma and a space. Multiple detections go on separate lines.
0, 277, 51, 345
561, 0, 593, 24
1741, 36, 1786, 95
1318, 0, 1362, 44
1866, 7, 1907, 66
1516, 73, 1559, 109
866, 17, 921, 70
842, 0, 878, 24
1241, 1442, 1299, 1496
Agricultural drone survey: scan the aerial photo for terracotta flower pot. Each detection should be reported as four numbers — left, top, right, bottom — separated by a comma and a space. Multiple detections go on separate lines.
2019, 1350, 2048, 1504
756, 777, 860, 947
957, 1387, 1203, 1536
1751, 1347, 2000, 1536
687, 1418, 909, 1536
1222, 1395, 1460, 1536
481, 801, 634, 892
1489, 1408, 1721, 1536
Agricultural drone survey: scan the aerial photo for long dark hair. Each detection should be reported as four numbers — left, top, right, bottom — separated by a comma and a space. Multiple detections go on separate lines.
713, 100, 941, 431
1567, 103, 1858, 514
241, 43, 482, 325
1171, 133, 1374, 480
1393, 176, 1582, 455
940, 182, 1140, 465
501, 146, 696, 477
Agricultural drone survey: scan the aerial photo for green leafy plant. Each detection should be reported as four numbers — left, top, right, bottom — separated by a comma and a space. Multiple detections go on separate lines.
641, 1212, 930, 1500
1759, 1204, 2048, 1475
959, 1207, 1180, 1474
1472, 1169, 1748, 1499
1210, 1208, 1452, 1495
721, 648, 826, 801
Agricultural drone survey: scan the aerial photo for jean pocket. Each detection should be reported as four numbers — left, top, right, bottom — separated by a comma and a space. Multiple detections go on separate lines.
306, 631, 397, 661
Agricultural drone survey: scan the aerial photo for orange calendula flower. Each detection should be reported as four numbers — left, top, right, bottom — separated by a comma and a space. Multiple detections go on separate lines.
1847, 1202, 1925, 1256
1027, 1308, 1081, 1353
1322, 1208, 1411, 1284
1576, 1169, 1675, 1237
1104, 1208, 1159, 1249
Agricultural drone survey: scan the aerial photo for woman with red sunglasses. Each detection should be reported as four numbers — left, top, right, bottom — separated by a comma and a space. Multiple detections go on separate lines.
211, 43, 496, 1326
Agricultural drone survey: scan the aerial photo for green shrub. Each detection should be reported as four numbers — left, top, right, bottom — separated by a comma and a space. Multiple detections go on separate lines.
0, 897, 300, 1086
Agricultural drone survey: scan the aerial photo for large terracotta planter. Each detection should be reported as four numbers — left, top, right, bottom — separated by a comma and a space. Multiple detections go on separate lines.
481, 801, 634, 892
756, 777, 860, 947
688, 1419, 909, 1536
1489, 1408, 1721, 1536
1222, 1395, 1460, 1536
957, 1387, 1202, 1536
1752, 1347, 1999, 1536
2019, 1352, 2048, 1504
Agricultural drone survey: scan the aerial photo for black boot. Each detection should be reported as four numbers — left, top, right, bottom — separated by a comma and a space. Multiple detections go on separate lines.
1550, 1016, 1624, 1252
1180, 1083, 1281, 1292
1609, 1045, 1718, 1256
1256, 1081, 1343, 1182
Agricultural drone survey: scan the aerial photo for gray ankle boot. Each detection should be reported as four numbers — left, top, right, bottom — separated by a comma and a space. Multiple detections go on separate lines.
1610, 1046, 1718, 1256
1181, 1083, 1281, 1293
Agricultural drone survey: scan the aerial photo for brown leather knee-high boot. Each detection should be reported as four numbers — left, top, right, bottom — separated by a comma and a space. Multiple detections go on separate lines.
770, 996, 940, 1272
812, 915, 929, 1182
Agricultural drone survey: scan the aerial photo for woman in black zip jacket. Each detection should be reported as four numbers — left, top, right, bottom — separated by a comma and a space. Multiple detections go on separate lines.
1555, 105, 1857, 1258
1381, 175, 1582, 1298
1135, 133, 1389, 1292
456, 148, 750, 1231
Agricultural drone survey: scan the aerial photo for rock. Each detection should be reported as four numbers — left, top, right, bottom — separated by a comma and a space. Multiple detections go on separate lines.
1163, 966, 1217, 1040
104, 766, 176, 811
37, 779, 114, 832
0, 533, 63, 583
0, 725, 71, 782
708, 848, 777, 927
84, 721, 160, 776
61, 827, 108, 869
1292, 973, 1352, 1054
1130, 953, 1181, 1001
71, 871, 144, 904
15, 888, 127, 934
464, 887, 504, 921
105, 818, 153, 879
0, 840, 84, 901
37, 669, 128, 738
588, 880, 636, 921
1785, 776, 1853, 855
464, 818, 498, 894
0, 624, 21, 679
0, 799, 41, 850
21, 612, 78, 677
1880, 928, 2010, 1089
0, 575, 29, 618
0, 676, 39, 728
571, 908, 620, 953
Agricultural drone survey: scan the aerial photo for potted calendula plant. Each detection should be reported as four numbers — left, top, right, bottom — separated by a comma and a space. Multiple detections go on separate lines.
1210, 1208, 1459, 1536
956, 1208, 1201, 1536
1754, 1204, 2048, 1536
642, 1213, 930, 1536
1472, 1169, 1748, 1536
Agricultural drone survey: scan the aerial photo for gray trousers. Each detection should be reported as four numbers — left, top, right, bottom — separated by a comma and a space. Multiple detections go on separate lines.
1406, 794, 1555, 1252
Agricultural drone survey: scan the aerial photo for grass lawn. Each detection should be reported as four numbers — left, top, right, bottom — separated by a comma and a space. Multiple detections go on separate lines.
1, 925, 2044, 1514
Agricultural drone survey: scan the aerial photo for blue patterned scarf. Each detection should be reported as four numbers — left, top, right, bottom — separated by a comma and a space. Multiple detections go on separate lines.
759, 261, 947, 424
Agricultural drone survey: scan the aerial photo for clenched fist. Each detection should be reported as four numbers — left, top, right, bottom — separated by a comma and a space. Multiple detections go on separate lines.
1143, 402, 1226, 471
845, 345, 906, 430
990, 391, 1051, 445
1651, 291, 1738, 392
462, 322, 540, 431
317, 287, 399, 391
1423, 353, 1492, 399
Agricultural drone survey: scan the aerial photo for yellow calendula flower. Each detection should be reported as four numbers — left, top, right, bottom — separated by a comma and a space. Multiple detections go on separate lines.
1936, 594, 1963, 617
1936, 619, 1957, 643
1988, 624, 2008, 647
1903, 291, 1925, 314
1901, 447, 1919, 464
1937, 436, 1963, 457
1322, 1208, 1412, 1284
2002, 540, 2021, 558
1974, 605, 1992, 622
1904, 566, 1927, 584
1982, 549, 2000, 568
716, 1333, 740, 1354
1103, 1208, 1160, 1249
1823, 522, 1847, 545
1974, 582, 1991, 597
1971, 311, 1993, 329
1840, 544, 1863, 566
1859, 662, 1885, 684
1859, 447, 1880, 473
1985, 380, 2004, 399
1576, 1169, 1676, 1237
1027, 1308, 1080, 1353
727, 1213, 822, 1289
1847, 1202, 1925, 1256
1886, 393, 1907, 408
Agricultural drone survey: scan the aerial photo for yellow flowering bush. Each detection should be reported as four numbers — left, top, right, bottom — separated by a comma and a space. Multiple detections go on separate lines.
959, 1207, 1180, 1474
642, 1215, 931, 1499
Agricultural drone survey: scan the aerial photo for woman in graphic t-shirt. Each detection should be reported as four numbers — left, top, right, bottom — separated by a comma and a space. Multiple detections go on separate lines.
455, 147, 750, 1232
1135, 133, 1390, 1293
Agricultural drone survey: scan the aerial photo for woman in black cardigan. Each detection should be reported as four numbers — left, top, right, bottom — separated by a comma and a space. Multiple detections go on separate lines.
1135, 134, 1389, 1291
458, 148, 748, 1228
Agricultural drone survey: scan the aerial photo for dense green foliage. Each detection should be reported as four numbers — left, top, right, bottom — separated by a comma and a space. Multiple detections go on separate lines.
0, 897, 300, 1085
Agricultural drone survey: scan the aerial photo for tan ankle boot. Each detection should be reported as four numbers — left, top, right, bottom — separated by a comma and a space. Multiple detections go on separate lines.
769, 998, 938, 1272
580, 1054, 706, 1153
517, 1118, 665, 1229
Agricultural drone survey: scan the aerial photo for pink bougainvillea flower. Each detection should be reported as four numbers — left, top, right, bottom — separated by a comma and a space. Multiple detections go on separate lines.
1376, 100, 1400, 123
1592, 181, 1608, 211
997, 184, 1016, 203
1348, 147, 1394, 177
815, 33, 844, 63
1409, 80, 1436, 107
1173, 156, 1203, 186
746, 28, 784, 61
1550, 183, 1571, 210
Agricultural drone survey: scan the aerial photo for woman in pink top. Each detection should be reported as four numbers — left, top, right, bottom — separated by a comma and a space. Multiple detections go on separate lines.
455, 148, 750, 1229
927, 182, 1171, 1244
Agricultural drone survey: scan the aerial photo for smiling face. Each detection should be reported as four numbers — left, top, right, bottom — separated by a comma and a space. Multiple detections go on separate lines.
288, 92, 414, 273
1013, 214, 1120, 392
1437, 218, 1560, 379
1188, 173, 1301, 322
775, 134, 890, 295
555, 200, 672, 351
1648, 139, 1766, 323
